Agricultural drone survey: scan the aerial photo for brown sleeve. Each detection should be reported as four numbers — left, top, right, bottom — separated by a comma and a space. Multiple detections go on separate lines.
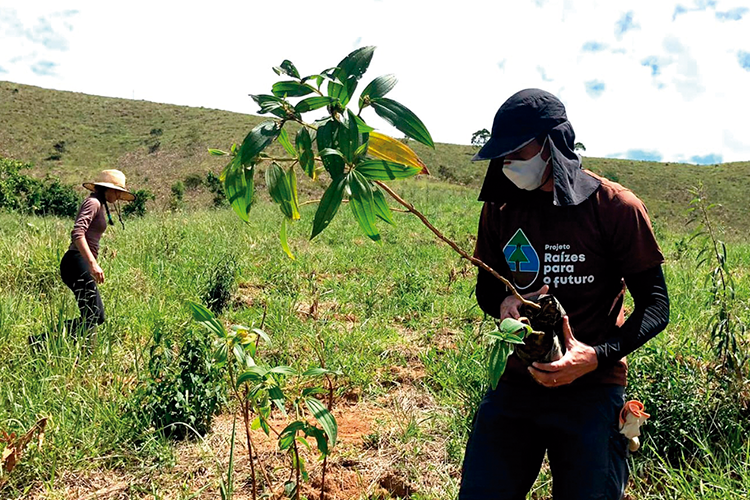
71, 197, 101, 242
602, 190, 664, 276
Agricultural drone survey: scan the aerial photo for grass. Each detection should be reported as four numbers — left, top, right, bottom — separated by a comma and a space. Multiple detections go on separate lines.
1, 176, 749, 498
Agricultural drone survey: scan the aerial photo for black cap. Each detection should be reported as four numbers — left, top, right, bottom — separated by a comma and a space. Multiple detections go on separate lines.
472, 89, 568, 161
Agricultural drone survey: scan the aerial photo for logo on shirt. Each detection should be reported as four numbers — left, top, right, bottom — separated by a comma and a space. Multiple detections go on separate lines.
503, 228, 539, 290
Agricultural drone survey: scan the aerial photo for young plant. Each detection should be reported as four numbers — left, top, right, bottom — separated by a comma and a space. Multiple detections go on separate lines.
188, 301, 340, 500
687, 185, 748, 378
211, 48, 541, 387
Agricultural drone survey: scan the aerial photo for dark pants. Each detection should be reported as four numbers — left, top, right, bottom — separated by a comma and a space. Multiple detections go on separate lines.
459, 381, 629, 500
60, 249, 105, 333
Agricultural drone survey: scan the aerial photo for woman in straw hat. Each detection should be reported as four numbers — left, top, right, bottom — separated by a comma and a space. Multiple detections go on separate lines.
60, 169, 135, 339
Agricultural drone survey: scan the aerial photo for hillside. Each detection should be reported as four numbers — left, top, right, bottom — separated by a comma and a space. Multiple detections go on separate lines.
2, 80, 748, 232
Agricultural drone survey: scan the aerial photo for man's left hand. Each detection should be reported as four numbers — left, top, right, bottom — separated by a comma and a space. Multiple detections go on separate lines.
528, 316, 598, 387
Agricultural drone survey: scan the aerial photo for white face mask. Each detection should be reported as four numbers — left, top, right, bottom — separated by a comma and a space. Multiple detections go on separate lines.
502, 137, 550, 191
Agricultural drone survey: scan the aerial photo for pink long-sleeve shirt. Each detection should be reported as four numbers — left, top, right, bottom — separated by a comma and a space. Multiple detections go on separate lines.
69, 195, 107, 258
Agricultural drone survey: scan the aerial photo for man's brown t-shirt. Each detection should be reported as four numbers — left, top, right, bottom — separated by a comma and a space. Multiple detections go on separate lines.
474, 172, 664, 386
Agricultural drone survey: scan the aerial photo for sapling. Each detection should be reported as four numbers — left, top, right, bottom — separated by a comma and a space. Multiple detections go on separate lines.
211, 48, 561, 414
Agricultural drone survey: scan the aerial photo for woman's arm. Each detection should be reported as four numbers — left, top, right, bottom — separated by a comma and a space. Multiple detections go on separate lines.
73, 236, 105, 284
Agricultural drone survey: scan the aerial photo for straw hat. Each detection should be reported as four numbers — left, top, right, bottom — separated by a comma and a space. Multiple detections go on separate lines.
83, 170, 135, 201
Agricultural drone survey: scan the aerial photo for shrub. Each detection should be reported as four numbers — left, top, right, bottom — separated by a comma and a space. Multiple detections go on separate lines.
205, 171, 227, 207
132, 324, 226, 440
169, 181, 185, 211
183, 173, 204, 190
1, 157, 80, 217
122, 188, 155, 218
200, 258, 237, 316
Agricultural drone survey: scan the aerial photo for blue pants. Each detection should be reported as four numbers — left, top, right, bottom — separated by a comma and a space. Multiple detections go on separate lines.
459, 381, 629, 500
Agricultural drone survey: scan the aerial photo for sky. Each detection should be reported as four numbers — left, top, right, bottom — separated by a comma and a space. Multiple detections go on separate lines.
1, 0, 749, 165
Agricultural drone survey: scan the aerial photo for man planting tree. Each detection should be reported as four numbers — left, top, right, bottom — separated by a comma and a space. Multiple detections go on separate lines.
459, 89, 670, 500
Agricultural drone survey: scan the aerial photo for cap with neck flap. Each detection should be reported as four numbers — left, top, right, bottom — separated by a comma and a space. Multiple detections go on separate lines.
474, 88, 600, 207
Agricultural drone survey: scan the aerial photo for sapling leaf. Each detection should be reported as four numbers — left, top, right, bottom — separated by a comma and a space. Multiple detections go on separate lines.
295, 96, 334, 114
250, 94, 287, 118
253, 328, 272, 347
488, 340, 512, 390
208, 148, 229, 156
338, 109, 363, 164
272, 81, 316, 98
354, 115, 375, 133
311, 176, 346, 240
355, 160, 421, 180
347, 170, 380, 242
269, 384, 287, 416
296, 435, 313, 452
295, 127, 316, 179
269, 365, 297, 375
359, 74, 398, 109
214, 344, 228, 366
236, 370, 262, 388
306, 426, 329, 455
327, 46, 375, 105
279, 421, 306, 450
372, 186, 395, 225
224, 156, 254, 222
278, 129, 296, 157
370, 97, 434, 148
273, 60, 301, 79
305, 397, 337, 447
316, 119, 345, 179
240, 120, 281, 166
187, 301, 227, 338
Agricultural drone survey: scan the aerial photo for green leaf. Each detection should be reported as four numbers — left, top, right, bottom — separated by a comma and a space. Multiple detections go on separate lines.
488, 341, 512, 390
265, 163, 300, 220
213, 343, 228, 366
372, 186, 395, 225
278, 129, 296, 157
208, 148, 229, 156
250, 94, 288, 118
272, 81, 315, 98
485, 330, 525, 345
337, 109, 363, 164
224, 156, 254, 222
236, 370, 262, 388
306, 426, 328, 455
359, 74, 397, 109
269, 365, 297, 375
280, 218, 295, 260
269, 385, 287, 416
240, 121, 281, 165
187, 301, 227, 338
253, 328, 272, 347
370, 97, 434, 148
305, 397, 337, 447
279, 421, 306, 450
327, 46, 375, 106
316, 119, 345, 179
355, 160, 421, 180
311, 176, 346, 240
347, 170, 380, 242
295, 127, 315, 179
499, 318, 533, 339
295, 96, 334, 114
354, 115, 375, 134
273, 60, 300, 79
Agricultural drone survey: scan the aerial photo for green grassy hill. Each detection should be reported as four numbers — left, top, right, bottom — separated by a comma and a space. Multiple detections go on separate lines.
2, 80, 748, 232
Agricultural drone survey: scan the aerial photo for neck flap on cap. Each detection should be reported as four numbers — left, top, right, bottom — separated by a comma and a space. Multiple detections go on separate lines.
478, 120, 600, 206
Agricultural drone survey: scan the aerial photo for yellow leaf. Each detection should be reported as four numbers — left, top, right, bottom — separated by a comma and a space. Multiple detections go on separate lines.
367, 132, 430, 175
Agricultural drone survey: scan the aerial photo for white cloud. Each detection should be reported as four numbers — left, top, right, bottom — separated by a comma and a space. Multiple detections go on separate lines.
1, 0, 749, 163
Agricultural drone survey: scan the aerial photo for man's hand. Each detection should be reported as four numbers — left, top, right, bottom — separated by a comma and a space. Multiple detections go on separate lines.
528, 316, 598, 387
500, 284, 549, 320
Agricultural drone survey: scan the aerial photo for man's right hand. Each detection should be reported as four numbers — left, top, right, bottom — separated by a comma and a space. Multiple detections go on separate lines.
89, 261, 105, 284
499, 285, 549, 320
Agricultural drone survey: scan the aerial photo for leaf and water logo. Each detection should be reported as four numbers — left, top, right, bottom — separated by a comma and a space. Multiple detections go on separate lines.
503, 228, 539, 289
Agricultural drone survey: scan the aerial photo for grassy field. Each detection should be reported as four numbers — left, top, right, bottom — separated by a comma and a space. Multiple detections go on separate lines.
1, 176, 749, 499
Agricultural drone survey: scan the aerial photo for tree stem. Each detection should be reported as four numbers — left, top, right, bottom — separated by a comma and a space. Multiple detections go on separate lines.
374, 181, 539, 309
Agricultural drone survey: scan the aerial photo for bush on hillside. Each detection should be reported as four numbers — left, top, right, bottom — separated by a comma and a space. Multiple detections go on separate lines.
1, 157, 80, 217
122, 189, 155, 218
205, 171, 227, 207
